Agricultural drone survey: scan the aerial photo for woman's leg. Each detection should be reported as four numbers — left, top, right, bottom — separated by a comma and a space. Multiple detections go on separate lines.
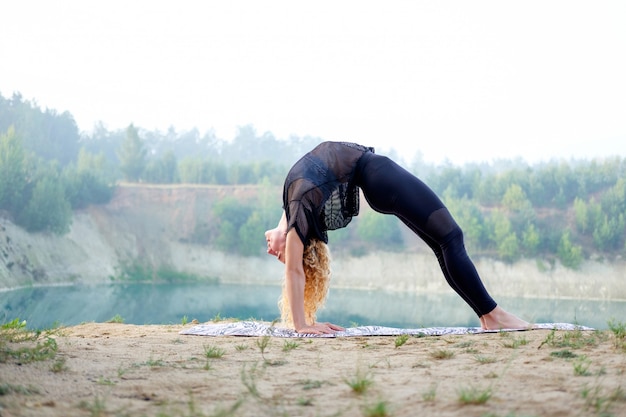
395, 209, 495, 316
356, 154, 528, 328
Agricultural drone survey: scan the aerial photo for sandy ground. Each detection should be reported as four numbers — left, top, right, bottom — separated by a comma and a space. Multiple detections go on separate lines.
1, 321, 625, 417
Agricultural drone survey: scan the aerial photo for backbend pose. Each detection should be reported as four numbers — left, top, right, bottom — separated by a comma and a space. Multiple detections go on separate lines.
265, 141, 529, 334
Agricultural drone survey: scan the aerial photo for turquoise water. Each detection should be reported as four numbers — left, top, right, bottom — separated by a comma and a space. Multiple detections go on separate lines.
1, 283, 624, 330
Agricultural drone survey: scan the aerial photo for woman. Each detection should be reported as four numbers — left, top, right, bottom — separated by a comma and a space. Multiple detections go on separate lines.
265, 141, 529, 334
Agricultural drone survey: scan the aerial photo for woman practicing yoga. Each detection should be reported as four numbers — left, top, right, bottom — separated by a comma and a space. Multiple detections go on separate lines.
265, 141, 529, 334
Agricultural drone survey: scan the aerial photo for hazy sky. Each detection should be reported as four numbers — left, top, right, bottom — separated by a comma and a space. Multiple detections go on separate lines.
1, 1, 625, 165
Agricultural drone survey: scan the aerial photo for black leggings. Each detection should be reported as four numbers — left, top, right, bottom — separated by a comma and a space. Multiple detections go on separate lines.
354, 152, 497, 317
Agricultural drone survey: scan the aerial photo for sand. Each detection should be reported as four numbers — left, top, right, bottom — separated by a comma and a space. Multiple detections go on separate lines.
1, 321, 625, 417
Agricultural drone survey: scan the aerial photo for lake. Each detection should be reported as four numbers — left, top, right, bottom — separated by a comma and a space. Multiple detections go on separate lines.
1, 283, 624, 330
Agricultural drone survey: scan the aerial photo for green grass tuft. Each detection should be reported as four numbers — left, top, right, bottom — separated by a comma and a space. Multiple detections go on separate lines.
345, 368, 374, 395
457, 385, 492, 405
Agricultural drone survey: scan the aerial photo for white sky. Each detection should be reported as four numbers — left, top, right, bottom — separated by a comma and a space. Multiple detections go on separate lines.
1, 0, 625, 165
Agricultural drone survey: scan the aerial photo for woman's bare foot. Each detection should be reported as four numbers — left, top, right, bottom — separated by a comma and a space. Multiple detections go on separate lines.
480, 306, 530, 330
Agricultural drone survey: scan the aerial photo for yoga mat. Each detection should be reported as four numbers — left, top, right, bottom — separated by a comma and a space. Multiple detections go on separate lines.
180, 321, 592, 338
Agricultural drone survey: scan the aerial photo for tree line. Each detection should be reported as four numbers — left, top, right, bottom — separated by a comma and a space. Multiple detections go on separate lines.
1, 91, 625, 268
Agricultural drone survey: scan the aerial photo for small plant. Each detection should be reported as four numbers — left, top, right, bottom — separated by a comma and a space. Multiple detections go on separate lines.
202, 344, 225, 370
1, 318, 27, 332
78, 396, 107, 417
96, 376, 116, 386
208, 399, 244, 416
297, 397, 314, 406
394, 334, 409, 348
1, 318, 60, 364
1, 324, 59, 364
204, 345, 226, 359
573, 355, 592, 376
143, 357, 165, 368
611, 386, 626, 404
212, 313, 223, 322
0, 383, 40, 395
301, 379, 324, 390
256, 335, 271, 358
412, 361, 430, 369
363, 400, 392, 417
581, 383, 626, 416
539, 329, 558, 348
181, 315, 188, 325
235, 344, 248, 352
240, 363, 264, 399
457, 385, 492, 404
473, 354, 497, 364
422, 384, 437, 402
430, 349, 454, 360
282, 340, 299, 352
550, 349, 577, 359
345, 368, 374, 395
107, 314, 124, 324
50, 357, 68, 373
255, 332, 286, 366
539, 328, 599, 350
501, 335, 529, 349
607, 318, 626, 350
117, 366, 128, 378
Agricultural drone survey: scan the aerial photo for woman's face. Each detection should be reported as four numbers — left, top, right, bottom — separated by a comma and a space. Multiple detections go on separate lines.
264, 227, 286, 263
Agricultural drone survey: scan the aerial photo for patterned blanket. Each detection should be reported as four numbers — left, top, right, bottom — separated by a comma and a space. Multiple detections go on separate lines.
179, 321, 592, 338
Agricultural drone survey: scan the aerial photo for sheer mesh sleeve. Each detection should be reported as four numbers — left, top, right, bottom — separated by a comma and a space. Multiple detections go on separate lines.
285, 178, 323, 245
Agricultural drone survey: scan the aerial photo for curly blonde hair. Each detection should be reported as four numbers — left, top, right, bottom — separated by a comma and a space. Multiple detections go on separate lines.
278, 239, 331, 327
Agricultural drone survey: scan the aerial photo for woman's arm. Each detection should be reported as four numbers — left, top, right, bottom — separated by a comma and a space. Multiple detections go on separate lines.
284, 229, 343, 334
284, 229, 308, 330
277, 211, 287, 231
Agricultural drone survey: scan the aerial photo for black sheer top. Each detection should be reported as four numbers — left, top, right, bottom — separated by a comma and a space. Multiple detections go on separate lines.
283, 141, 374, 245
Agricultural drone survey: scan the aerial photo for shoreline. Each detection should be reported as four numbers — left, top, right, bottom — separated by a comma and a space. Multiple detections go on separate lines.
2, 282, 625, 332
2, 279, 626, 303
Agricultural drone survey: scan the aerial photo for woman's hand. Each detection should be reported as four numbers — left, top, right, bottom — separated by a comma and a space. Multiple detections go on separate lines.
295, 322, 345, 335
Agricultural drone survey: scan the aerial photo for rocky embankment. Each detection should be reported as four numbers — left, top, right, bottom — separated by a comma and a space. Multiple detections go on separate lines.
1, 184, 624, 301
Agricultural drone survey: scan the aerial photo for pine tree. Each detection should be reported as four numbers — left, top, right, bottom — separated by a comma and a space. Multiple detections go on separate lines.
117, 124, 146, 182
0, 126, 27, 214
